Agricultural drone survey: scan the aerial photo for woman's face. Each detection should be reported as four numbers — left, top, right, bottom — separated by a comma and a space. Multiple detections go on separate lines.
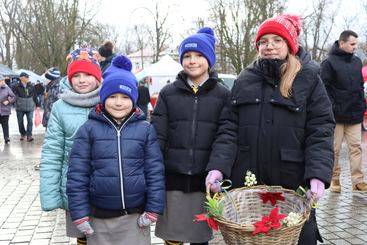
0, 79, 5, 86
258, 34, 289, 60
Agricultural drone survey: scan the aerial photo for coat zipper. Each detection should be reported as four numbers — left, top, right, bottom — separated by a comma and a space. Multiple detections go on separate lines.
189, 96, 198, 173
102, 112, 135, 209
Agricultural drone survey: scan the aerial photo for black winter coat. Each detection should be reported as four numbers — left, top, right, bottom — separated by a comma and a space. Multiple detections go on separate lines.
230, 48, 335, 191
320, 41, 366, 124
151, 71, 232, 192
137, 85, 151, 106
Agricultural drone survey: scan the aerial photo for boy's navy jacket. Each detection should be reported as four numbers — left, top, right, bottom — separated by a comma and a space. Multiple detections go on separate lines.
67, 106, 165, 221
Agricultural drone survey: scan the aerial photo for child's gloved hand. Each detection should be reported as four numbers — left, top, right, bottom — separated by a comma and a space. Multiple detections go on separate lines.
205, 170, 223, 193
73, 217, 94, 235
138, 212, 159, 227
307, 178, 325, 202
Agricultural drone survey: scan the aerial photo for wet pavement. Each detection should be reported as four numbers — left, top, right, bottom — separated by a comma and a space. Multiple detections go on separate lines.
0, 109, 367, 244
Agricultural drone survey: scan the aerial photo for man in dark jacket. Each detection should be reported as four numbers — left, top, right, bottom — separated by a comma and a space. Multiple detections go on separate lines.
13, 72, 40, 141
321, 30, 367, 192
137, 77, 151, 118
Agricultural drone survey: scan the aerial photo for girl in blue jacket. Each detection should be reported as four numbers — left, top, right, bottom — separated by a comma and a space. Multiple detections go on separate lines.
66, 55, 165, 245
40, 48, 102, 245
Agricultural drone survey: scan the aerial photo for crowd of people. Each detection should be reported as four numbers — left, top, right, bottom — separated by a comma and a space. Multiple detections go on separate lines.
0, 13, 367, 245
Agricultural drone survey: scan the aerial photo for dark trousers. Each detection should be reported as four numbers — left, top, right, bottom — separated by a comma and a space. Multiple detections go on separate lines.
16, 110, 33, 137
138, 104, 148, 118
0, 115, 10, 140
298, 209, 322, 245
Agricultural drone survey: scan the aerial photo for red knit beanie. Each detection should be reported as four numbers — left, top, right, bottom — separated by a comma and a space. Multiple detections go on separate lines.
255, 14, 302, 55
66, 48, 102, 83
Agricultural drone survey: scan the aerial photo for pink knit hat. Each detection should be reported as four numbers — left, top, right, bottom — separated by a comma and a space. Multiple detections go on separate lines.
255, 14, 302, 55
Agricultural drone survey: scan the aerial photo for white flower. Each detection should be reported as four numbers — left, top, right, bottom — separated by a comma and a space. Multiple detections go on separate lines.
244, 170, 257, 187
281, 212, 302, 227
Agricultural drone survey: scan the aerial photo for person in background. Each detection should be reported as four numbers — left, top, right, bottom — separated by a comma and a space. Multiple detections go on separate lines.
13, 72, 41, 142
98, 40, 116, 74
152, 27, 232, 245
137, 77, 151, 118
34, 80, 45, 109
321, 30, 367, 192
0, 74, 16, 144
216, 15, 335, 244
40, 48, 102, 245
42, 67, 62, 128
67, 55, 165, 245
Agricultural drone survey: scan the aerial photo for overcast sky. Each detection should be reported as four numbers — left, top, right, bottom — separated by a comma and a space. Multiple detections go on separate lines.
91, 0, 365, 48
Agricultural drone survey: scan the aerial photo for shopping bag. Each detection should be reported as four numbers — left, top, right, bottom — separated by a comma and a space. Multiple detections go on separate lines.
34, 109, 41, 127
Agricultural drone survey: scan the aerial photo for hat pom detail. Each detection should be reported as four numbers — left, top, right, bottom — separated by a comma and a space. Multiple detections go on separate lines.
283, 14, 302, 35
112, 55, 132, 72
198, 27, 214, 36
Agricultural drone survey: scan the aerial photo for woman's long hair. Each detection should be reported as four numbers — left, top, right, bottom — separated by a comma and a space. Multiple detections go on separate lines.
279, 54, 301, 98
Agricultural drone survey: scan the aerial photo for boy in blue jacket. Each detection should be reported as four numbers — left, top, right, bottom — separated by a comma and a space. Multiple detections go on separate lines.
66, 55, 165, 245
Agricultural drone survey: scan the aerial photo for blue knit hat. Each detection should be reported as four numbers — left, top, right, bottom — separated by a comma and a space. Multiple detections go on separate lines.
179, 27, 216, 68
100, 55, 138, 107
45, 67, 61, 80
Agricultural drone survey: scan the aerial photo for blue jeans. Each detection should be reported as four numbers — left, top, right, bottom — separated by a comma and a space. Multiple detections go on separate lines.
16, 110, 33, 137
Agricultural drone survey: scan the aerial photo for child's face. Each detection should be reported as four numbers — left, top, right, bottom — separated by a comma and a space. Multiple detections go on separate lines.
182, 51, 209, 82
71, 72, 99, 94
105, 93, 133, 123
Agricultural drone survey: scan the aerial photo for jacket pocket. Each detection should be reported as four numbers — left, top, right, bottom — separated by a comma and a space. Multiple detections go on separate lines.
280, 148, 304, 163
231, 93, 261, 106
279, 148, 305, 190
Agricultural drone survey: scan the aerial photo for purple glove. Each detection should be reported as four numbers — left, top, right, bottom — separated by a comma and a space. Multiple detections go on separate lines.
138, 212, 159, 227
307, 178, 325, 202
205, 170, 223, 193
73, 217, 94, 235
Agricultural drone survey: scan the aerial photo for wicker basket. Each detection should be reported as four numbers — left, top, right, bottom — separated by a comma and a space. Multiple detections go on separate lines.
211, 185, 310, 245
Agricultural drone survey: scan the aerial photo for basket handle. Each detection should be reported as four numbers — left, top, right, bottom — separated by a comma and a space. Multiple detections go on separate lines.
308, 192, 318, 209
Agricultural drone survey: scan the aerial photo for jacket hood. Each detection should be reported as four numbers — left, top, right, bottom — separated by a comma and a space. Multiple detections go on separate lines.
329, 40, 354, 59
252, 46, 318, 80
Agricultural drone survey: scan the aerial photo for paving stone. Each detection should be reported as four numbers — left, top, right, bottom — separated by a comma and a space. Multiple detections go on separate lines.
11, 234, 32, 243
29, 239, 50, 245
0, 234, 13, 241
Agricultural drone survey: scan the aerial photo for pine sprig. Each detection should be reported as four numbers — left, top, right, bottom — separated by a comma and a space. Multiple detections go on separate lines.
205, 194, 224, 217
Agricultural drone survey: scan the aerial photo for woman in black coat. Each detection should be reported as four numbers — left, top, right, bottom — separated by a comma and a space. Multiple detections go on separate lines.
210, 15, 335, 245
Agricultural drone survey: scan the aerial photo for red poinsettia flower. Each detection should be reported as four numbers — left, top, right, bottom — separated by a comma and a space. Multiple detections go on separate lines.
259, 191, 285, 206
252, 207, 287, 235
193, 213, 219, 231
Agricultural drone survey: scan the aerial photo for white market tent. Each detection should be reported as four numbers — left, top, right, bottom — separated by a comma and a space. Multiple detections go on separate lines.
0, 64, 17, 76
135, 54, 183, 95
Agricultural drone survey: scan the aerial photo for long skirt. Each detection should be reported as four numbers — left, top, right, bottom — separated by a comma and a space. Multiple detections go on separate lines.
155, 191, 213, 243
87, 214, 151, 245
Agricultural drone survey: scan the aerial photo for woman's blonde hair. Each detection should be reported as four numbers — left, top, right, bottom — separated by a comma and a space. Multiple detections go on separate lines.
279, 54, 301, 98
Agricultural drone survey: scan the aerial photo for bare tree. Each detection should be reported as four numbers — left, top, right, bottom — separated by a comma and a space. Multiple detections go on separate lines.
301, 0, 340, 62
147, 2, 172, 62
9, 0, 97, 73
209, 0, 286, 74
131, 1, 172, 63
0, 0, 19, 67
